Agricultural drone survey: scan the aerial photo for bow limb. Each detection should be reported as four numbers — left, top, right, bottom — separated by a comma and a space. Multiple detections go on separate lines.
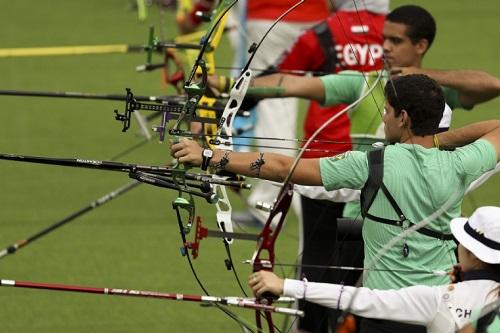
210, 0, 304, 259
250, 183, 294, 333
168, 3, 270, 332
174, 0, 230, 80
208, 52, 254, 242
196, 6, 237, 243
167, 0, 237, 133
169, 0, 229, 227
180, 1, 307, 331
197, 96, 237, 243
184, 0, 237, 85
201, 1, 238, 240
171, 0, 242, 244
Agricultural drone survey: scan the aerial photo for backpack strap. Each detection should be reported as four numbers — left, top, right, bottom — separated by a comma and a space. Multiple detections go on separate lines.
360, 148, 453, 241
313, 21, 338, 73
360, 148, 384, 218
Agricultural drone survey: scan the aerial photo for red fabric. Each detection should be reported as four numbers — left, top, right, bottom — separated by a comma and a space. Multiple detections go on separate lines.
190, 1, 214, 25
247, 0, 329, 22
276, 10, 385, 158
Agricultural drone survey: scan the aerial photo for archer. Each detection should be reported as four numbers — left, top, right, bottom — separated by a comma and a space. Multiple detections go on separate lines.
172, 73, 500, 332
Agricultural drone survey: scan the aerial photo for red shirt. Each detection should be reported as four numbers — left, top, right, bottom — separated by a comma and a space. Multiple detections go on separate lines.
276, 10, 385, 158
247, 0, 329, 22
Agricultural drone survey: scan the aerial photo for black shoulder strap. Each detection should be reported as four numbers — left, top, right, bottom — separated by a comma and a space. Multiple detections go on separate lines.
360, 148, 384, 218
360, 148, 454, 241
380, 183, 406, 222
361, 148, 407, 223
313, 21, 338, 74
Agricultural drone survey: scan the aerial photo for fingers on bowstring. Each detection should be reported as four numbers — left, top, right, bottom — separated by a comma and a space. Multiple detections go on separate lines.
170, 143, 181, 157
248, 272, 258, 286
171, 138, 189, 153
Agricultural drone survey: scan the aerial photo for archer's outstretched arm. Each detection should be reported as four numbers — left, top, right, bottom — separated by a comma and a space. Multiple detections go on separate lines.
249, 271, 438, 326
171, 139, 323, 185
248, 74, 326, 103
207, 73, 326, 103
392, 67, 500, 108
437, 120, 500, 160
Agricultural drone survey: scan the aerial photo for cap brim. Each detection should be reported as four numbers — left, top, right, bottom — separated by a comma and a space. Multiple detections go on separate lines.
451, 217, 500, 264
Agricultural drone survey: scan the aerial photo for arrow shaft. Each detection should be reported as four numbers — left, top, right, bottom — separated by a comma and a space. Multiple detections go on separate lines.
0, 89, 227, 110
0, 279, 304, 317
0, 181, 141, 259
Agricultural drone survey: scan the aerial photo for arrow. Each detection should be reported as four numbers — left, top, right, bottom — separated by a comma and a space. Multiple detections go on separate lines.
0, 278, 304, 317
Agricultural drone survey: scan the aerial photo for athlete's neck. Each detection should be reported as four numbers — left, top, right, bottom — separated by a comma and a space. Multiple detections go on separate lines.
400, 133, 434, 148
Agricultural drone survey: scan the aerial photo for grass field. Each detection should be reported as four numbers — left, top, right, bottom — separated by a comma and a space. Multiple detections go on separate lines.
0, 1, 499, 332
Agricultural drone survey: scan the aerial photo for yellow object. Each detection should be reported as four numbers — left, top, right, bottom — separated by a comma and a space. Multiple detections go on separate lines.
433, 134, 440, 149
0, 45, 130, 57
174, 30, 206, 43
176, 0, 193, 19
198, 96, 219, 150
179, 10, 229, 75
136, 0, 147, 22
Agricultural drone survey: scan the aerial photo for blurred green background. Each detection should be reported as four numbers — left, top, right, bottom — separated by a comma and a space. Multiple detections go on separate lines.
0, 0, 498, 332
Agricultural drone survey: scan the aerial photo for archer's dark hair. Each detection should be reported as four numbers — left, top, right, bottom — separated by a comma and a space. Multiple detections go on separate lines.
385, 74, 444, 136
387, 5, 436, 49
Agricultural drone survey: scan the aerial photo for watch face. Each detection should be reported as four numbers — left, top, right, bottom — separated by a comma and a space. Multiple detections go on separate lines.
203, 149, 213, 158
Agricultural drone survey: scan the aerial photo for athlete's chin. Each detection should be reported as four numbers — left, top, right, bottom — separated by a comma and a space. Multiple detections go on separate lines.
384, 132, 397, 144
383, 57, 395, 68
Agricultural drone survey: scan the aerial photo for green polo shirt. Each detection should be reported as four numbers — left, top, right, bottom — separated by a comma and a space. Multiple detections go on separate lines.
319, 139, 497, 289
320, 70, 471, 222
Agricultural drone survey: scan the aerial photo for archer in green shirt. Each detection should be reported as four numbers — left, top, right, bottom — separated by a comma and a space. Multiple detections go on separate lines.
172, 74, 500, 291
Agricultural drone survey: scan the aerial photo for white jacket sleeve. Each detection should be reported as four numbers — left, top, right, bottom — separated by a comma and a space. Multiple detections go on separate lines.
283, 279, 441, 326
294, 185, 360, 202
466, 162, 500, 194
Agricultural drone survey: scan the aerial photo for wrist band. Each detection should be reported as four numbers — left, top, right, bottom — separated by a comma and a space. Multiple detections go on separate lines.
433, 134, 440, 149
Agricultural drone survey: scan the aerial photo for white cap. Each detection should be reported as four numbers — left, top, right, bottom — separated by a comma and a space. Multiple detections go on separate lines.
451, 206, 500, 264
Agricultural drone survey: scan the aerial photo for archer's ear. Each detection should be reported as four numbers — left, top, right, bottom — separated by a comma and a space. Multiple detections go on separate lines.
415, 38, 430, 56
399, 109, 410, 128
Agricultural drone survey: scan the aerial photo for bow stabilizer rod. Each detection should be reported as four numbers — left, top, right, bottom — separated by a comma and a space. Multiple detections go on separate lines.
129, 171, 218, 203
0, 153, 251, 190
0, 88, 184, 103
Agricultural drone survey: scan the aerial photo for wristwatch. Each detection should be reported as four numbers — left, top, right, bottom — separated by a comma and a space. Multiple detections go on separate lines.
201, 148, 214, 171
